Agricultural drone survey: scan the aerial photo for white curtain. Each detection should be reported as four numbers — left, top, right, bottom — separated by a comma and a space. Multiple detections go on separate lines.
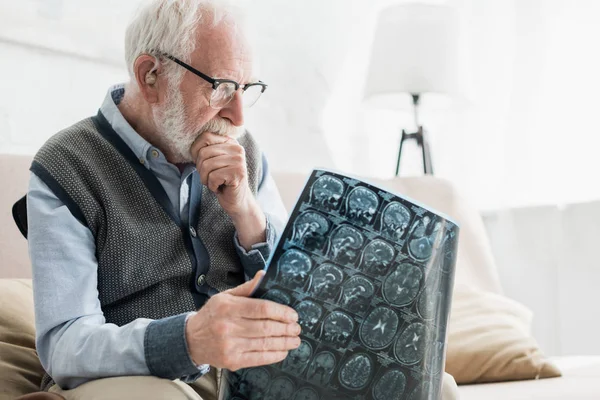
324, 0, 600, 211
321, 0, 600, 357
452, 0, 600, 357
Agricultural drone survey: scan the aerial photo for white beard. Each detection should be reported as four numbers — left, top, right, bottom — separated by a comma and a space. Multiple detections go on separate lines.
153, 83, 245, 163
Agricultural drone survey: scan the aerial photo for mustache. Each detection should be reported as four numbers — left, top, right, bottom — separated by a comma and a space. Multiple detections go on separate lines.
198, 118, 245, 138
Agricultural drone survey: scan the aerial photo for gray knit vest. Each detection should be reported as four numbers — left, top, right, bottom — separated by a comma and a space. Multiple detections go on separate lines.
32, 112, 263, 328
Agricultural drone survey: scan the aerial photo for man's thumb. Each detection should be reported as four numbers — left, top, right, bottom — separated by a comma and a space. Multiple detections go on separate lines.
226, 270, 265, 297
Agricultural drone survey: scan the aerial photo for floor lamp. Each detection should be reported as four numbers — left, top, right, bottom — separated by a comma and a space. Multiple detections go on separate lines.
363, 3, 466, 177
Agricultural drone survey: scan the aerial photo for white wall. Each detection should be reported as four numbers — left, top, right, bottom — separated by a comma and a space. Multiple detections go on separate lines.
0, 0, 132, 153
0, 42, 127, 154
0, 0, 352, 167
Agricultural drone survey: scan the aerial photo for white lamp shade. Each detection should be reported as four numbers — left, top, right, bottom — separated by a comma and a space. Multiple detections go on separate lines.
364, 3, 465, 103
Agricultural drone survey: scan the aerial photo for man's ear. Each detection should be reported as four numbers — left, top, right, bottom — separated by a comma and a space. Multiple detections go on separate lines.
133, 54, 162, 104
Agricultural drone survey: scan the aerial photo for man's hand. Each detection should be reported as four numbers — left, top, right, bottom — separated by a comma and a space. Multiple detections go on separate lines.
185, 271, 301, 371
191, 132, 254, 218
191, 132, 266, 249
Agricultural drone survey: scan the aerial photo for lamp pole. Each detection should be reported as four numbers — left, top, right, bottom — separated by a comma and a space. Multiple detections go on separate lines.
395, 93, 434, 176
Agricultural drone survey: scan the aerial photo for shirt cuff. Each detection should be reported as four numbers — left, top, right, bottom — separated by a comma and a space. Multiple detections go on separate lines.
234, 214, 278, 279
144, 313, 207, 382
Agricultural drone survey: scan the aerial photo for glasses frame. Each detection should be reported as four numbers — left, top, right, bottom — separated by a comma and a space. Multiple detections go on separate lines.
161, 53, 267, 108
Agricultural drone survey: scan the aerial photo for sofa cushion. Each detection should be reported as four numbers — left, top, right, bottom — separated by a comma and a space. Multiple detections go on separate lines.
0, 154, 33, 279
0, 279, 44, 398
446, 284, 561, 384
459, 356, 600, 400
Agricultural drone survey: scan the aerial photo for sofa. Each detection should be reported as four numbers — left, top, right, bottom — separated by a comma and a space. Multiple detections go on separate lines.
1, 153, 599, 399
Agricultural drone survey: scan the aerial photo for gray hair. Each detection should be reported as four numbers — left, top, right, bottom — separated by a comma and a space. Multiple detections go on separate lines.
124, 0, 243, 86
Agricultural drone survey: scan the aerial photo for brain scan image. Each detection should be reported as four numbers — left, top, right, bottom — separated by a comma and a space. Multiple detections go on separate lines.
327, 225, 364, 265
394, 323, 428, 365
340, 275, 375, 313
345, 187, 379, 225
237, 368, 270, 400
380, 202, 412, 242
295, 300, 323, 333
223, 170, 460, 400
359, 306, 399, 350
338, 353, 373, 390
372, 369, 407, 400
282, 340, 313, 375
359, 239, 395, 276
309, 264, 344, 301
306, 351, 337, 386
261, 289, 292, 306
382, 263, 423, 307
277, 249, 313, 290
292, 212, 329, 252
320, 311, 355, 347
310, 175, 345, 211
292, 387, 320, 400
265, 377, 295, 400
407, 216, 442, 261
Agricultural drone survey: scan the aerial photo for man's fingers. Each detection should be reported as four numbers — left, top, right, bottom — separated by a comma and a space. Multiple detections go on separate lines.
235, 319, 301, 338
244, 336, 301, 352
195, 145, 231, 165
190, 132, 231, 157
206, 166, 243, 192
194, 142, 242, 166
225, 270, 265, 297
199, 155, 244, 187
231, 297, 298, 323
233, 351, 290, 371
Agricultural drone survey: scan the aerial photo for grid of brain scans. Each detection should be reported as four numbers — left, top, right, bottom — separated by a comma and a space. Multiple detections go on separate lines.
221, 170, 459, 400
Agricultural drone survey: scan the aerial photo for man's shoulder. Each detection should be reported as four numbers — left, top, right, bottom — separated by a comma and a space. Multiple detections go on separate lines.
34, 116, 104, 159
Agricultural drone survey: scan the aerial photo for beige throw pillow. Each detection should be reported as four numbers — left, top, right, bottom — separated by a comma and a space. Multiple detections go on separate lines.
445, 284, 561, 384
0, 279, 45, 399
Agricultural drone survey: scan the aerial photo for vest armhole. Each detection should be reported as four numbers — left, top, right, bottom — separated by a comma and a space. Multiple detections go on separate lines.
30, 160, 89, 228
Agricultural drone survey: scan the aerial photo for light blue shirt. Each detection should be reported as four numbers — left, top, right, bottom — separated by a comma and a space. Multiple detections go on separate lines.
27, 85, 288, 389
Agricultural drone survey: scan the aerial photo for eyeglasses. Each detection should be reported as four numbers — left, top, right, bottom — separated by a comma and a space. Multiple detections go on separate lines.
162, 53, 267, 109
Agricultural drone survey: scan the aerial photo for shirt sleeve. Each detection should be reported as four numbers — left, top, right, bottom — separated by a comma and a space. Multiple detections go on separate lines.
233, 159, 289, 279
28, 172, 205, 389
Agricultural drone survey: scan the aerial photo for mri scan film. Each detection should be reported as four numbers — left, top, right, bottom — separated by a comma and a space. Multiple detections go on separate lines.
220, 170, 459, 400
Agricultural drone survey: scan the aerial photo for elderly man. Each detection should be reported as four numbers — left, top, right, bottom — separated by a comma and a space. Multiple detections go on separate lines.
27, 1, 459, 399
28, 0, 298, 397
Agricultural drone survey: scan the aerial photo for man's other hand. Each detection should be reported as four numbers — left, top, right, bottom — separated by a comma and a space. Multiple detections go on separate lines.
185, 271, 301, 371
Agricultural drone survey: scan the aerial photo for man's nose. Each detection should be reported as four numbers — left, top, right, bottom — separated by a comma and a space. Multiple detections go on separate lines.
219, 91, 244, 127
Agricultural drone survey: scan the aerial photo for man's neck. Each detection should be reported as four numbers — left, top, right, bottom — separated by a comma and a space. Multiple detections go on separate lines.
118, 91, 155, 144
118, 89, 177, 164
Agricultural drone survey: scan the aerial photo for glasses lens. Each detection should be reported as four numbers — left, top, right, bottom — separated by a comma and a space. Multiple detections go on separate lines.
243, 84, 264, 108
210, 82, 237, 108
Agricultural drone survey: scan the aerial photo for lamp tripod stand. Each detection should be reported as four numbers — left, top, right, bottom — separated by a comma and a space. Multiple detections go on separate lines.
394, 93, 434, 176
